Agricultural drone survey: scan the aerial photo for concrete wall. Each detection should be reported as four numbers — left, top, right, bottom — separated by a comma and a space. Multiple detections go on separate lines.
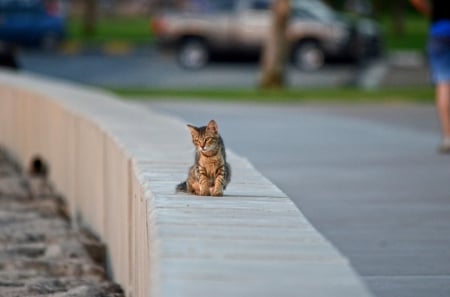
0, 70, 373, 297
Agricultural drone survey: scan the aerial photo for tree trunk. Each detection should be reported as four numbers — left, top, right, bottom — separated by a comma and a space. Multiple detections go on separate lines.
371, 0, 384, 18
83, 0, 98, 36
259, 0, 291, 89
391, 1, 405, 37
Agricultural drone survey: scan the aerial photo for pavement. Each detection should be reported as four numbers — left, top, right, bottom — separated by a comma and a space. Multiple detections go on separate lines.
16, 45, 430, 89
0, 149, 124, 297
134, 100, 450, 297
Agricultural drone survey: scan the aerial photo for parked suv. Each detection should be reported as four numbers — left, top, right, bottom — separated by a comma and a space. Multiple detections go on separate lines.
0, 0, 66, 49
152, 0, 382, 70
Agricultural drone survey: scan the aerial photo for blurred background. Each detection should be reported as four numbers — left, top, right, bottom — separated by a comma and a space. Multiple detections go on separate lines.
0, 0, 433, 101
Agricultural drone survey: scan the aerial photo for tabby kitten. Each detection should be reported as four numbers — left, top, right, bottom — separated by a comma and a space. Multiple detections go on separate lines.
176, 120, 231, 196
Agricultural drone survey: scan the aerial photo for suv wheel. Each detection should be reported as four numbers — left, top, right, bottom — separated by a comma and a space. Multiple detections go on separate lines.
292, 41, 325, 71
177, 38, 209, 70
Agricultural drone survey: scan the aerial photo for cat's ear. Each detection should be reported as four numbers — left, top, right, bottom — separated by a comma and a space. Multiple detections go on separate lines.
207, 120, 218, 134
187, 124, 199, 136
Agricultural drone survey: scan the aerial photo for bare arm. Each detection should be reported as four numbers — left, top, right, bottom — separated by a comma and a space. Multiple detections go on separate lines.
410, 0, 431, 17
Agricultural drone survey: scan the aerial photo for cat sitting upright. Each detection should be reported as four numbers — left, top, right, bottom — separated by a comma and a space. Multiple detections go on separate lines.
176, 120, 231, 196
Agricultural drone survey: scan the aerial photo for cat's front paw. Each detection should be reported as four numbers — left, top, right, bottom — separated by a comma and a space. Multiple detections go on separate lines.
211, 187, 224, 197
199, 187, 210, 196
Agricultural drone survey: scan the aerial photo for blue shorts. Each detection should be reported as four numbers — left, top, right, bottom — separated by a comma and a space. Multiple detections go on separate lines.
428, 37, 450, 83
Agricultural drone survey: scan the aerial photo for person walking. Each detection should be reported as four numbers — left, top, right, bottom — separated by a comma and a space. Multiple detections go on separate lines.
410, 0, 450, 153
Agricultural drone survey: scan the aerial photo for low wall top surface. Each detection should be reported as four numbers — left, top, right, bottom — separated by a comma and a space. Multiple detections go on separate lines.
0, 71, 372, 297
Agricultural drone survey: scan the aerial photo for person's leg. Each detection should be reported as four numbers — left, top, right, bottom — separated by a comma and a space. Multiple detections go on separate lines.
437, 81, 450, 152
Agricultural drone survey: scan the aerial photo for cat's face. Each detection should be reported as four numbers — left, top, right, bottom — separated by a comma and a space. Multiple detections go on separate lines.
187, 120, 220, 153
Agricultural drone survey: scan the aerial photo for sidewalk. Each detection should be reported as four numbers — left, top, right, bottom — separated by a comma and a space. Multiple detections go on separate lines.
0, 150, 123, 297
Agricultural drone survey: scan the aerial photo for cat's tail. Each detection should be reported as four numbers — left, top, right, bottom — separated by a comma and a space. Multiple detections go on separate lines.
176, 181, 187, 193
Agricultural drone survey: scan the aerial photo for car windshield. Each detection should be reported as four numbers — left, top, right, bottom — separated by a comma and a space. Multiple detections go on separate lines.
291, 0, 337, 22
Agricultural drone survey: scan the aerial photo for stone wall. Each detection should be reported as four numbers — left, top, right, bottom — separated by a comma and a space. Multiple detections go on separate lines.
0, 70, 373, 297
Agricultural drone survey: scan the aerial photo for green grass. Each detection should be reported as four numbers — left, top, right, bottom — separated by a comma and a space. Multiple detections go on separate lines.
112, 87, 435, 104
67, 16, 152, 45
65, 13, 428, 50
379, 14, 428, 51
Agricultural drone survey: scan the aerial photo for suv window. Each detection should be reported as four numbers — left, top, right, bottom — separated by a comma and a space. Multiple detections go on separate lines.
292, 8, 316, 20
0, 0, 44, 17
292, 0, 336, 22
0, 0, 41, 9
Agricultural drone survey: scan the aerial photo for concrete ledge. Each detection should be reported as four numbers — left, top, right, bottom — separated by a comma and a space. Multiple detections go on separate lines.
0, 70, 373, 297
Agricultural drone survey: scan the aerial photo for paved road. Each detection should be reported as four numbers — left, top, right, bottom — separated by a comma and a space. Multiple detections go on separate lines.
18, 49, 360, 88
132, 100, 450, 297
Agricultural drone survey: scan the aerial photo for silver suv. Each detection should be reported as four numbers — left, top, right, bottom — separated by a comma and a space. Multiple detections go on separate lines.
152, 0, 382, 70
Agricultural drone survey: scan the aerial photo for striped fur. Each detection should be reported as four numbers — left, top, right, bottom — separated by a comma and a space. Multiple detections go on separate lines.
176, 120, 231, 196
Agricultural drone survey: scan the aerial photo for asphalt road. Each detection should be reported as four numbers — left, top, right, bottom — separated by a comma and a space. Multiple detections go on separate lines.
18, 49, 360, 88
132, 100, 450, 297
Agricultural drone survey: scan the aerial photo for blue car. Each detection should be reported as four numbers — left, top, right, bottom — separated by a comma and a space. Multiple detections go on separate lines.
0, 0, 66, 49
